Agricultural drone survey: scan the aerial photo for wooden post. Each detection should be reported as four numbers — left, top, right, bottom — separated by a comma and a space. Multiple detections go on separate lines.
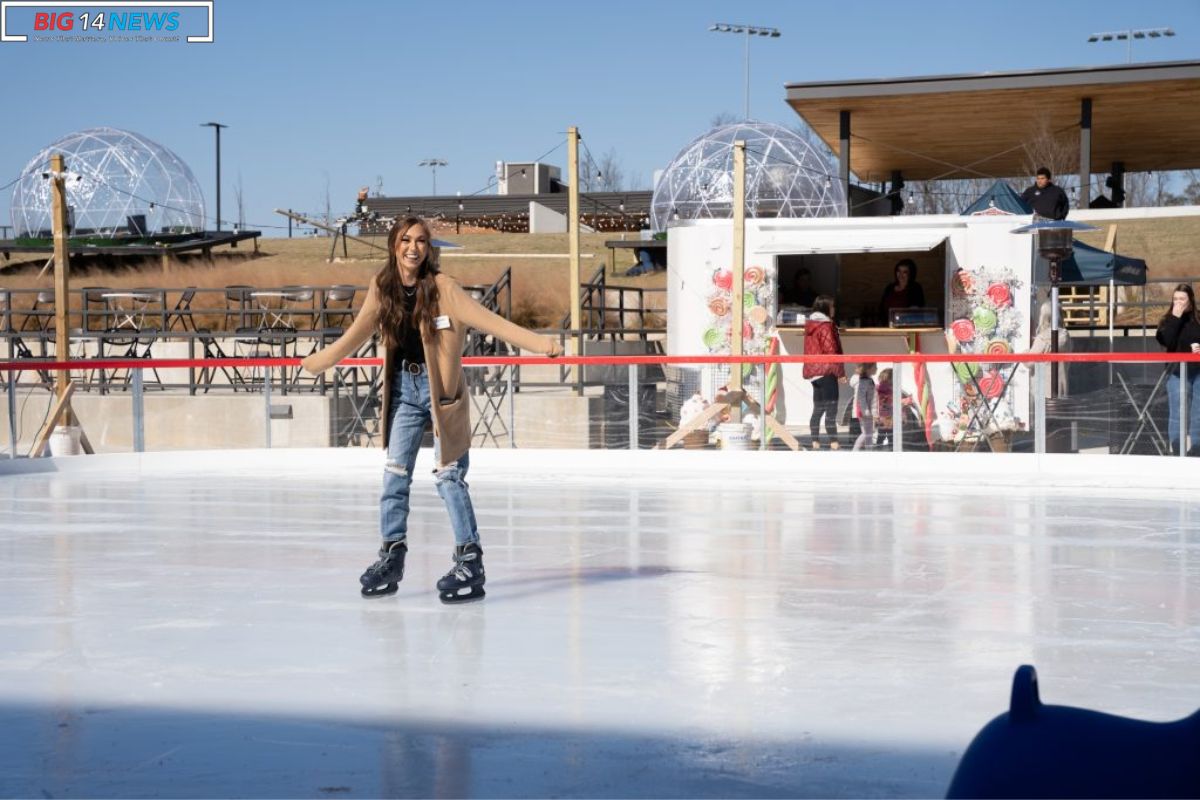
730, 140, 746, 420
50, 153, 73, 427
568, 126, 581, 382
39, 154, 93, 455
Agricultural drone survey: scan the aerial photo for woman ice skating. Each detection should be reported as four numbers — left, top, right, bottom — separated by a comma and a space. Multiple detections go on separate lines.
301, 217, 562, 602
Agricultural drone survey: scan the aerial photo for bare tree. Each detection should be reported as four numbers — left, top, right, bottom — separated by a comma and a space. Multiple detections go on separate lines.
1020, 116, 1080, 201
1122, 170, 1190, 207
1179, 170, 1200, 205
593, 148, 625, 192
789, 120, 836, 163
321, 171, 332, 235
903, 177, 1001, 215
710, 111, 740, 128
234, 170, 245, 229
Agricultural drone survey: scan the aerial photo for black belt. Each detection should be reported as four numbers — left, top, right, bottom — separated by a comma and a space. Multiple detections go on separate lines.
400, 359, 426, 375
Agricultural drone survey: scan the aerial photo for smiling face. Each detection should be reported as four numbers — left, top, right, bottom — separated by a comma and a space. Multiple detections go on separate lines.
394, 222, 431, 282
895, 264, 911, 289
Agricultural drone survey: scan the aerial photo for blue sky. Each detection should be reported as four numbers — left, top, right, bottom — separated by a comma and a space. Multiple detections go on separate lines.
2, 0, 1197, 235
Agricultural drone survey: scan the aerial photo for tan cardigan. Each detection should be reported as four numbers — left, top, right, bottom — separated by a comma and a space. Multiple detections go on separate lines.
304, 273, 554, 467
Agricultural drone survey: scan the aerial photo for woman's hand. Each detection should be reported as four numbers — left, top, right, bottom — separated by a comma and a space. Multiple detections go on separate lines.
544, 338, 563, 358
1172, 298, 1189, 318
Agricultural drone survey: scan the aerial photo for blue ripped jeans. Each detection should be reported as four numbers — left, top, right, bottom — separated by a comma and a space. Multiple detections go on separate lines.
1165, 369, 1200, 452
380, 369, 479, 547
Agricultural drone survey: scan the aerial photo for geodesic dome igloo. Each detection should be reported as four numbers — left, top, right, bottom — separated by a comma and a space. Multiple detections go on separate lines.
10, 127, 206, 238
650, 121, 845, 232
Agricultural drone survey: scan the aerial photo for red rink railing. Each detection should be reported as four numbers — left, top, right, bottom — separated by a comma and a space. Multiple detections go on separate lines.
4, 351, 1200, 372
2, 352, 1199, 459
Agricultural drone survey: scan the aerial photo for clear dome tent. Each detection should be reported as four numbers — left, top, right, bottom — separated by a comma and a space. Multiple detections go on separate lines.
650, 121, 845, 232
10, 127, 206, 238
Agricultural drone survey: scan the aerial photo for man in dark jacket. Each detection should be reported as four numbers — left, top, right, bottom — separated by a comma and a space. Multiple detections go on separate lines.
1020, 167, 1070, 220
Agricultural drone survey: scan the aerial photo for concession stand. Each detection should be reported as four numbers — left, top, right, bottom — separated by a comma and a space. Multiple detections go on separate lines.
666, 214, 1037, 446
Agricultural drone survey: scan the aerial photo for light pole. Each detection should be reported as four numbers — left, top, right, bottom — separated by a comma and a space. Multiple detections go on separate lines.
1087, 28, 1174, 63
709, 23, 781, 120
418, 158, 447, 195
200, 122, 227, 231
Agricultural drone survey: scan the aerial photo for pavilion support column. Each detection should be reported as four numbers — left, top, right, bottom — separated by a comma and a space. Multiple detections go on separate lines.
1078, 98, 1092, 210
839, 110, 851, 216
1111, 160, 1125, 207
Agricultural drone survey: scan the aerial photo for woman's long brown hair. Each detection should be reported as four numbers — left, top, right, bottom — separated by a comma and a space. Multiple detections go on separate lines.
375, 217, 441, 347
1161, 283, 1200, 326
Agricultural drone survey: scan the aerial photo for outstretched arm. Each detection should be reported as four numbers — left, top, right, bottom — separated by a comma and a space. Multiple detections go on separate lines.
301, 279, 381, 374
447, 280, 561, 356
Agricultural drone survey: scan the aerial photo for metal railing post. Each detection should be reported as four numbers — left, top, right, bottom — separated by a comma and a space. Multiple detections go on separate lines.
507, 366, 515, 448
758, 362, 767, 451
132, 367, 145, 453
7, 369, 17, 459
893, 362, 903, 454
1035, 362, 1046, 456
265, 365, 273, 448
187, 335, 197, 396
628, 362, 638, 451
1180, 362, 1187, 459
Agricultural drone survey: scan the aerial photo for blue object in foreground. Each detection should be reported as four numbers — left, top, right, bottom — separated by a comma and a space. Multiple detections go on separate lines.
946, 665, 1200, 798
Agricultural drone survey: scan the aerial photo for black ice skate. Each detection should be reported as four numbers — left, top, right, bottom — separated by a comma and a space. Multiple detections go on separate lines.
436, 543, 485, 604
360, 540, 407, 598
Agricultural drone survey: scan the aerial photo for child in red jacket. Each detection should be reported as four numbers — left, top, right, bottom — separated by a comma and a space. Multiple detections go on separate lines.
803, 295, 846, 449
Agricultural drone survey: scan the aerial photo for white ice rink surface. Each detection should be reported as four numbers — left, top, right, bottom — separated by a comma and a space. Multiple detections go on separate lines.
1, 448, 1199, 798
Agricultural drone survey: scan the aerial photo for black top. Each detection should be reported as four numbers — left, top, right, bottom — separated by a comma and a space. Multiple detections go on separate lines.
1156, 312, 1200, 376
1020, 183, 1069, 220
399, 288, 424, 365
878, 282, 926, 321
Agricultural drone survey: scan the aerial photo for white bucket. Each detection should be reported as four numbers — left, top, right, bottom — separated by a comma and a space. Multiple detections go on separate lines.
718, 422, 753, 451
48, 425, 83, 457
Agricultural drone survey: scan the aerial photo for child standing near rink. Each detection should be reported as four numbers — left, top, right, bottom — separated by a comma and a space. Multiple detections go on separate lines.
853, 363, 877, 451
875, 368, 894, 447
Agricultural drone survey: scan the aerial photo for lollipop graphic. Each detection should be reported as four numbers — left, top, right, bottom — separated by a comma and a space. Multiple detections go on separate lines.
972, 307, 998, 336
951, 318, 976, 343
986, 283, 1013, 308
978, 368, 1005, 398
708, 295, 731, 317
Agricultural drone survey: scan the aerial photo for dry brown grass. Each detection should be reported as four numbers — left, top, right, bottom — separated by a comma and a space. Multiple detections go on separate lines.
0, 231, 666, 330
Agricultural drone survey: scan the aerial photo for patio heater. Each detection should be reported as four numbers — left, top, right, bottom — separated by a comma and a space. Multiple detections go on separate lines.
1012, 219, 1097, 397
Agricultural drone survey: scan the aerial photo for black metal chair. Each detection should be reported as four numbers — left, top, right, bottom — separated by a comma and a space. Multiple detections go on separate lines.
223, 285, 254, 331
281, 285, 316, 330
21, 290, 55, 332
80, 286, 114, 332
232, 326, 272, 389
194, 328, 239, 393
167, 287, 198, 332
320, 284, 357, 330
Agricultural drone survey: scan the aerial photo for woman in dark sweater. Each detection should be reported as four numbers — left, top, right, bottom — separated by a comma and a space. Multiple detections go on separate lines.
878, 259, 926, 323
1155, 283, 1200, 455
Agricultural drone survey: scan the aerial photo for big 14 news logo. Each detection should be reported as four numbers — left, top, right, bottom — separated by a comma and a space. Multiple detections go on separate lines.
33, 9, 181, 32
